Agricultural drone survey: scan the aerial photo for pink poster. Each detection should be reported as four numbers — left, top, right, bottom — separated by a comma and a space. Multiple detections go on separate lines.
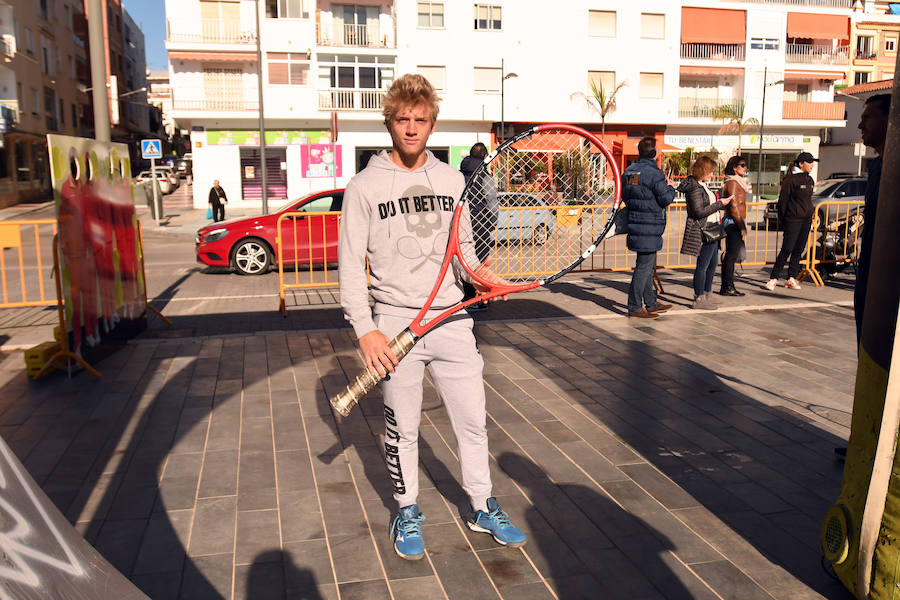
301, 144, 342, 178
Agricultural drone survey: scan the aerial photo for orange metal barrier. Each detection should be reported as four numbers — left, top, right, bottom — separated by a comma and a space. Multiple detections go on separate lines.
0, 219, 58, 308
800, 199, 864, 287
276, 210, 343, 316
274, 200, 856, 312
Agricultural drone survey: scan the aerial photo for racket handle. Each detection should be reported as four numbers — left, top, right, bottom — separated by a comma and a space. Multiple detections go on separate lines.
330, 328, 418, 417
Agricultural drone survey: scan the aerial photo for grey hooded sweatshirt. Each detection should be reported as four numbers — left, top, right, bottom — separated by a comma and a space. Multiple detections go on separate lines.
339, 150, 472, 339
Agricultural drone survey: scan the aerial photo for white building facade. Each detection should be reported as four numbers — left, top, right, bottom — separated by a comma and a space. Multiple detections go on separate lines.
166, 0, 854, 209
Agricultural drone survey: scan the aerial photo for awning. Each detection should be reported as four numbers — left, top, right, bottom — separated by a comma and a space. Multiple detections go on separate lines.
785, 69, 845, 80
511, 132, 606, 154
681, 8, 746, 44
169, 51, 257, 62
680, 65, 745, 77
615, 139, 681, 156
786, 13, 849, 41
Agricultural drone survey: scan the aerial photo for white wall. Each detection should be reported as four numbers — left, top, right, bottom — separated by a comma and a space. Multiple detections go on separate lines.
192, 145, 241, 209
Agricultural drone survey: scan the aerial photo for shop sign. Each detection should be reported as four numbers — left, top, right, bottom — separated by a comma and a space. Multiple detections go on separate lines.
301, 144, 342, 178
206, 130, 332, 146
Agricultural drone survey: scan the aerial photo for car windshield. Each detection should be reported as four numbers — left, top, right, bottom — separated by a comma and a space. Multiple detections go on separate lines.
813, 181, 842, 196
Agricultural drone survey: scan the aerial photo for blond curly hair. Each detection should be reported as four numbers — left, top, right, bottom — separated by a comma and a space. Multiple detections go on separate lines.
382, 74, 440, 124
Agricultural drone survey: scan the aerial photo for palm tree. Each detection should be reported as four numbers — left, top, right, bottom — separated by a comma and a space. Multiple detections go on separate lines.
712, 100, 759, 154
570, 79, 628, 141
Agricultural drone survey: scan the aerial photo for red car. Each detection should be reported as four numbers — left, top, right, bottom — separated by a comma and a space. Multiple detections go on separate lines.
195, 189, 344, 275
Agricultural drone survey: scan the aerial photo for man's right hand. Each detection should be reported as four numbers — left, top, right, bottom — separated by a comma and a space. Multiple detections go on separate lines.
359, 330, 398, 378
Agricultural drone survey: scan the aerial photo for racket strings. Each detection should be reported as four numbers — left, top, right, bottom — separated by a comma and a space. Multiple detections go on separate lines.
460, 128, 618, 286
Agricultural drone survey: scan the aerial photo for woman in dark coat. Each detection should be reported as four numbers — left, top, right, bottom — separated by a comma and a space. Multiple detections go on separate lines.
677, 156, 732, 310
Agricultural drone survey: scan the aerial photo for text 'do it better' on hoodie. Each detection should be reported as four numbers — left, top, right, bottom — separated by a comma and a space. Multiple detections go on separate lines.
338, 150, 478, 339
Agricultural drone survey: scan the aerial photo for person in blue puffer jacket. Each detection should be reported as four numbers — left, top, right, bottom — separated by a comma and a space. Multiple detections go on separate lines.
622, 137, 676, 318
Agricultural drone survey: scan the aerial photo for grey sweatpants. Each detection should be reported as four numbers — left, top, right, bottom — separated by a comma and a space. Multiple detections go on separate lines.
375, 312, 491, 513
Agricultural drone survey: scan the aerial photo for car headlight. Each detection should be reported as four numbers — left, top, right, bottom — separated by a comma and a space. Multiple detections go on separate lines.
203, 228, 229, 243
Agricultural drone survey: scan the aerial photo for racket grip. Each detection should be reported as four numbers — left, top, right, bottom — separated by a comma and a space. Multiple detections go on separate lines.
330, 328, 418, 417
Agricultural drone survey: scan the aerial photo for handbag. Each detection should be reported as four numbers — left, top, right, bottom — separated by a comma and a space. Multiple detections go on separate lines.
206, 206, 213, 219
700, 220, 725, 243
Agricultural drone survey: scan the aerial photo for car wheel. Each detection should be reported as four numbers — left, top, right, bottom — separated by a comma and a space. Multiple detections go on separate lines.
232, 239, 271, 275
532, 224, 549, 245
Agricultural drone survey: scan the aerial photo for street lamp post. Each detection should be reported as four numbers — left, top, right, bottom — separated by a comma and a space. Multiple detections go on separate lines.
500, 59, 518, 144
755, 66, 784, 199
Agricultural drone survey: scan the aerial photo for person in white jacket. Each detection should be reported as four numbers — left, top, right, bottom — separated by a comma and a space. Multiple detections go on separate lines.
338, 74, 526, 560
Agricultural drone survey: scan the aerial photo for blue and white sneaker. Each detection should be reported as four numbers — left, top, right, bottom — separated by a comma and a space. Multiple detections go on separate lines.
390, 504, 426, 560
466, 497, 527, 547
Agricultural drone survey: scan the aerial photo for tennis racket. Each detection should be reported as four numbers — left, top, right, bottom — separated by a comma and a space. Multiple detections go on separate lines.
331, 123, 621, 417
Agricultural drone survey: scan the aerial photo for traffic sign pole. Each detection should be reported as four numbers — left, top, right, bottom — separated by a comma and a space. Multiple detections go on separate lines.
151, 158, 161, 226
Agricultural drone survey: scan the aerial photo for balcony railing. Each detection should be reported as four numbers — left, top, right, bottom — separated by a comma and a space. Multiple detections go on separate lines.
318, 88, 386, 111
0, 101, 18, 131
681, 43, 745, 61
734, 0, 850, 7
782, 100, 845, 120
679, 97, 735, 118
167, 19, 257, 44
785, 43, 849, 65
318, 23, 392, 47
172, 88, 259, 112
1, 34, 15, 59
855, 49, 877, 60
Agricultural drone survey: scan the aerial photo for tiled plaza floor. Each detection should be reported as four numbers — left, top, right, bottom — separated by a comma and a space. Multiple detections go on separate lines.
0, 297, 857, 599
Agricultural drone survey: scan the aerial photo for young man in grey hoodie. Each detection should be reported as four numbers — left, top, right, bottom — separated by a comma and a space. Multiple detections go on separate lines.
338, 74, 526, 560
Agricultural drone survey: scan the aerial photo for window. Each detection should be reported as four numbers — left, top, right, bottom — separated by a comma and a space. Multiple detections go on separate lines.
588, 70, 616, 91
59, 98, 65, 125
886, 36, 897, 53
71, 102, 78, 128
39, 0, 49, 20
65, 4, 71, 29
639, 72, 664, 98
418, 2, 444, 28
318, 54, 395, 90
31, 88, 39, 115
641, 13, 665, 39
267, 52, 310, 85
885, 71, 895, 81
417, 65, 446, 91
750, 37, 779, 50
17, 82, 24, 114
854, 71, 870, 84
588, 10, 616, 37
473, 66, 501, 91
25, 28, 34, 57
474, 4, 501, 31
333, 4, 380, 46
856, 35, 875, 59
265, 0, 310, 19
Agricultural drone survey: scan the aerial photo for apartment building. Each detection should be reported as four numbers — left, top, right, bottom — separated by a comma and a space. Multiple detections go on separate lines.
168, 0, 854, 208
0, 0, 90, 207
849, 0, 900, 85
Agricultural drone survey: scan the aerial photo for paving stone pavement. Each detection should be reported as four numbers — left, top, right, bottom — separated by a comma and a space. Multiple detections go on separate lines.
0, 286, 859, 599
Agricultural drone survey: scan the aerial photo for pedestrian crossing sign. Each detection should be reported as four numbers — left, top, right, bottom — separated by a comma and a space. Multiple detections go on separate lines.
141, 139, 162, 159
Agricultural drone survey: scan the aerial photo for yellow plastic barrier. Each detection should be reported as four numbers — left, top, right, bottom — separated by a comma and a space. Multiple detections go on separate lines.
800, 199, 864, 287
274, 200, 861, 313
0, 219, 58, 308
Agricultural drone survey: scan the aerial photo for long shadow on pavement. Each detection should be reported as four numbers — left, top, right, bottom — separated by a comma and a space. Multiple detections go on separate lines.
0, 298, 856, 599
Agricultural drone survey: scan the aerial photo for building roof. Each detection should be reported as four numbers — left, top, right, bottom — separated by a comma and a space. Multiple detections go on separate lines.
839, 79, 894, 95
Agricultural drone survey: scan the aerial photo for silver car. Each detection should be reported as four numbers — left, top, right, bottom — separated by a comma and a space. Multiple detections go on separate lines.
765, 177, 866, 226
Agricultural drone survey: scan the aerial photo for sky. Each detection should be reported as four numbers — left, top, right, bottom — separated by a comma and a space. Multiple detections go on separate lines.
122, 0, 168, 72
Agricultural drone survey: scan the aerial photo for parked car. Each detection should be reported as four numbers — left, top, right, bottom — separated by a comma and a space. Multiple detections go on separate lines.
495, 192, 555, 244
174, 157, 192, 179
195, 189, 344, 275
157, 166, 180, 189
135, 170, 172, 195
765, 177, 866, 227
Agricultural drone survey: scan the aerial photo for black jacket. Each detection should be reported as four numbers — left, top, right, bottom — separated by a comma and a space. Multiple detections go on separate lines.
209, 185, 227, 205
677, 176, 724, 256
777, 172, 814, 221
622, 158, 675, 253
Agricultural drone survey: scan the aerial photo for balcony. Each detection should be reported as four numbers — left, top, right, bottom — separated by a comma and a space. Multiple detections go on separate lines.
734, 0, 850, 7
681, 43, 745, 62
0, 101, 18, 131
679, 97, 737, 118
167, 19, 257, 44
318, 88, 386, 111
785, 43, 849, 65
782, 100, 844, 120
172, 88, 259, 112
318, 23, 392, 48
1, 34, 15, 60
